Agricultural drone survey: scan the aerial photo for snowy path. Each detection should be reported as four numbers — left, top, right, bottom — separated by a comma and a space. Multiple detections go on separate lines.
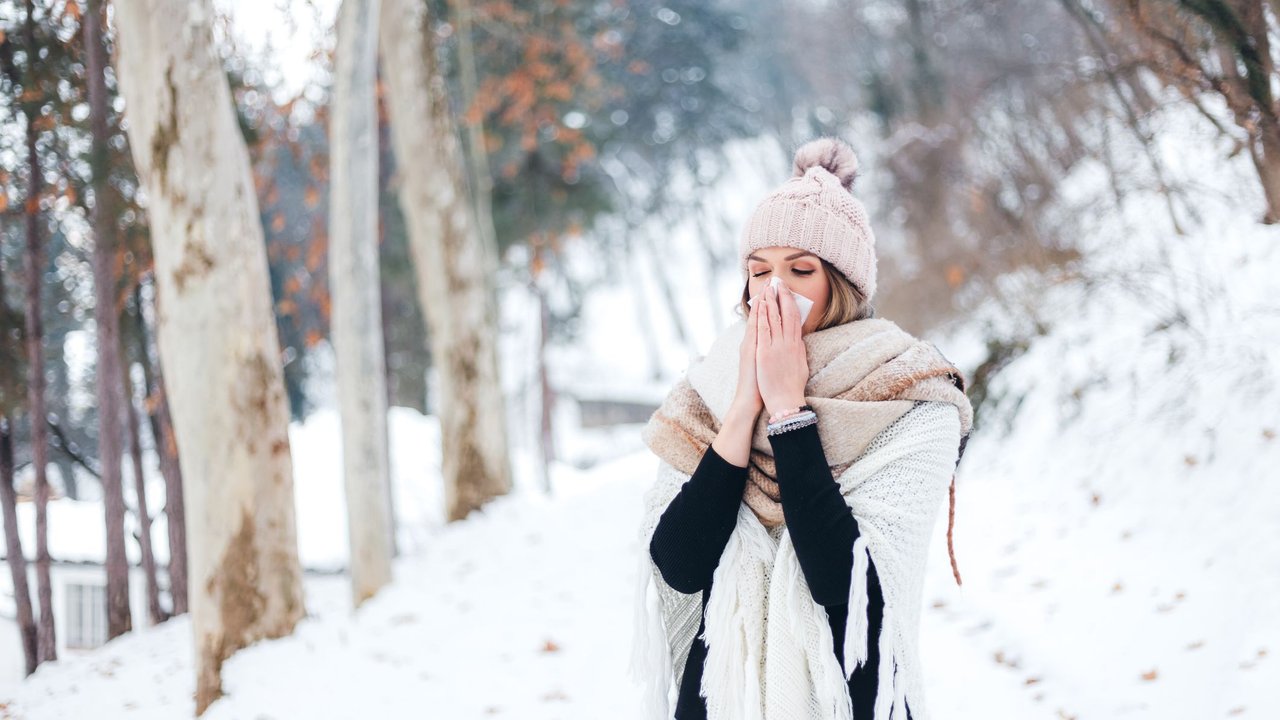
3, 434, 1274, 718
0, 457, 648, 718
0, 452, 1043, 719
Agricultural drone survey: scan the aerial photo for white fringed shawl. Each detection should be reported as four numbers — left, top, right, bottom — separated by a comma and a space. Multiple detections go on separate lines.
630, 399, 962, 720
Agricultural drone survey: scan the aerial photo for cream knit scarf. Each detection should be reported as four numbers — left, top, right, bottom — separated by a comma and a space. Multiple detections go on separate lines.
630, 316, 974, 720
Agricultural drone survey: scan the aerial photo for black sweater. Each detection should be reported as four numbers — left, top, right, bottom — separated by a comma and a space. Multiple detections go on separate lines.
649, 422, 912, 720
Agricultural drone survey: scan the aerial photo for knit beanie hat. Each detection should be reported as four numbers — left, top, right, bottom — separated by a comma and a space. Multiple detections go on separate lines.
740, 137, 878, 301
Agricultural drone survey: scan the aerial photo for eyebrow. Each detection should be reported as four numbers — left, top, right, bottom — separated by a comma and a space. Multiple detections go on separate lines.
747, 251, 816, 262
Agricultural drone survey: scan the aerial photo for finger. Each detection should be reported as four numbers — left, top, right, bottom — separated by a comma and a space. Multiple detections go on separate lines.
765, 285, 782, 342
778, 284, 801, 341
757, 287, 771, 343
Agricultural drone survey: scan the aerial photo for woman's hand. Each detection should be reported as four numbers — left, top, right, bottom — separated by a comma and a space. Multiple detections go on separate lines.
713, 299, 766, 467
756, 282, 809, 417
731, 299, 765, 418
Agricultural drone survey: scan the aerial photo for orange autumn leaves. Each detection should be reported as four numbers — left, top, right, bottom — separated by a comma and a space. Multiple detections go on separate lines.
462, 0, 610, 181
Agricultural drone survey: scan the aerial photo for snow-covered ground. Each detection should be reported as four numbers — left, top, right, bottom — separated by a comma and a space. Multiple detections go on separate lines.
0, 452, 651, 719
3, 104, 1279, 717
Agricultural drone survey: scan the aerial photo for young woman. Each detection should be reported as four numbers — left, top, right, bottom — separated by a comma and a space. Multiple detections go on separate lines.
632, 138, 975, 720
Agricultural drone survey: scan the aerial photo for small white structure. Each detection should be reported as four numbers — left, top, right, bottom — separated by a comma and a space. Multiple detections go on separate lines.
0, 495, 180, 680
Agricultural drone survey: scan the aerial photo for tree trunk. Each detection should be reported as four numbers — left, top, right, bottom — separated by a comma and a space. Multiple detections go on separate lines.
640, 227, 696, 358
331, 0, 393, 607
1254, 126, 1280, 224
533, 266, 554, 494
85, 0, 133, 642
135, 281, 188, 616
112, 0, 306, 712
693, 192, 726, 333
0, 416, 38, 675
21, 0, 57, 664
451, 0, 501, 269
122, 328, 165, 625
623, 231, 664, 382
380, 0, 513, 521
152, 364, 189, 616
1237, 0, 1280, 223
373, 99, 400, 560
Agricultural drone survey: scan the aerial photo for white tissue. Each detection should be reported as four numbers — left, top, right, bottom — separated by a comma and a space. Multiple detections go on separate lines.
749, 275, 814, 325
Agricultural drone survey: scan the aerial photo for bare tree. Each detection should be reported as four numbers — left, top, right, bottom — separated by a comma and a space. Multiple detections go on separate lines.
778, 0, 1156, 328
85, 0, 133, 642
135, 279, 188, 616
331, 0, 393, 606
1112, 0, 1280, 222
123, 324, 165, 626
5, 0, 59, 664
111, 0, 306, 711
0, 256, 36, 675
380, 0, 513, 521
451, 0, 501, 268
0, 416, 37, 675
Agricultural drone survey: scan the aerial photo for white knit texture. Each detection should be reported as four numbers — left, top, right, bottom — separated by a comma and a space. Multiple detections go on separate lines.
631, 400, 961, 720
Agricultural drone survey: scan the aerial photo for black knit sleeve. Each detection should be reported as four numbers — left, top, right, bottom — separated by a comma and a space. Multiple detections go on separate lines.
648, 446, 749, 594
768, 421, 859, 606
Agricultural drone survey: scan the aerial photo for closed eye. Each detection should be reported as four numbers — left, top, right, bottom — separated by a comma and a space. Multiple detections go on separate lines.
753, 268, 814, 277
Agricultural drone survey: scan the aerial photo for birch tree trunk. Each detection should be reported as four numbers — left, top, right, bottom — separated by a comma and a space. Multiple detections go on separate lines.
380, 0, 512, 521
331, 0, 392, 606
111, 0, 305, 712
85, 0, 133, 642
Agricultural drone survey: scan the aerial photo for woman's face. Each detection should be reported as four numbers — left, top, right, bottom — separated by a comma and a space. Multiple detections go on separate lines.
745, 246, 831, 335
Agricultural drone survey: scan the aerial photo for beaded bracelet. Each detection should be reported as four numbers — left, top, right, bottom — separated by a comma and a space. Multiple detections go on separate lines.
766, 409, 817, 436
767, 403, 813, 424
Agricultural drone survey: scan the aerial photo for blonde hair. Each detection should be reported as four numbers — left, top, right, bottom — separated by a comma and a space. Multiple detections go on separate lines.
737, 258, 874, 329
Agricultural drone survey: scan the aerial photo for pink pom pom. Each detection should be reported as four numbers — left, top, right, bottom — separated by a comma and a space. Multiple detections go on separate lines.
792, 137, 859, 191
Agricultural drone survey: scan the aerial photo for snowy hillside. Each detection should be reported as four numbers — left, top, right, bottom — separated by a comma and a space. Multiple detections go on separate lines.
920, 107, 1280, 718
